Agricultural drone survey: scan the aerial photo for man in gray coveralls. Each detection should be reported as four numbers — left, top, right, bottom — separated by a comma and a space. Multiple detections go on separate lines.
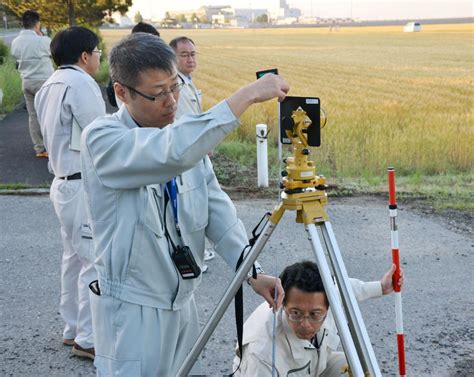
81, 33, 289, 376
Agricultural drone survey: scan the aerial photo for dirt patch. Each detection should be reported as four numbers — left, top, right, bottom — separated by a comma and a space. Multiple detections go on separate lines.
401, 198, 473, 235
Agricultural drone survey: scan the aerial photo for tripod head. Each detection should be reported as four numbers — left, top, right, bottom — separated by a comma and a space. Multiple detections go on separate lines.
281, 107, 328, 195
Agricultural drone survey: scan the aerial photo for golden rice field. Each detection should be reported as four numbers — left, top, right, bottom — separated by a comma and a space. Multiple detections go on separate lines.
102, 24, 473, 177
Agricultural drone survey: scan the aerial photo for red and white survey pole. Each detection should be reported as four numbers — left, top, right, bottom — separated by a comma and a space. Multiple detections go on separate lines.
388, 167, 406, 376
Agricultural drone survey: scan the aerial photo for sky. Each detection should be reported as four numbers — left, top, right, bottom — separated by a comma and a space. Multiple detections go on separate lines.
128, 0, 473, 21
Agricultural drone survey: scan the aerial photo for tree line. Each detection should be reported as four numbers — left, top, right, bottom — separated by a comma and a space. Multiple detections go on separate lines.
3, 0, 131, 29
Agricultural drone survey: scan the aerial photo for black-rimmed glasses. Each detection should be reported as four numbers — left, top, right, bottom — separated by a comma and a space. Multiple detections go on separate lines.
121, 82, 184, 102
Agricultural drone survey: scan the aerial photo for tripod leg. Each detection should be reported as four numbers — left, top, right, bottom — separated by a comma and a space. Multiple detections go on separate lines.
177, 215, 280, 376
306, 224, 365, 377
320, 222, 382, 377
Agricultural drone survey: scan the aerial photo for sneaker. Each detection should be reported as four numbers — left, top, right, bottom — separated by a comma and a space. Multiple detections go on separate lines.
204, 249, 215, 261
35, 151, 48, 158
72, 342, 95, 360
63, 338, 75, 346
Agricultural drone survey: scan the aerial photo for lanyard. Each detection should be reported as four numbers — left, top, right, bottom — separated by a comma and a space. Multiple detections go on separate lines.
165, 178, 179, 227
58, 65, 79, 72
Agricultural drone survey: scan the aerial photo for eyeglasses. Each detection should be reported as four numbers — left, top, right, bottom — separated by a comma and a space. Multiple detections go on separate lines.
121, 82, 184, 102
92, 49, 102, 57
286, 309, 327, 324
178, 52, 198, 59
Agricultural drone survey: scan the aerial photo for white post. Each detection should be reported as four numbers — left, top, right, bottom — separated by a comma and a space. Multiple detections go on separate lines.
256, 124, 269, 187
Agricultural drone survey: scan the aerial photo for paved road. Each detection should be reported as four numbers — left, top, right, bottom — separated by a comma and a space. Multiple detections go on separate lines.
1, 194, 472, 376
0, 31, 20, 46
0, 106, 52, 186
0, 90, 116, 186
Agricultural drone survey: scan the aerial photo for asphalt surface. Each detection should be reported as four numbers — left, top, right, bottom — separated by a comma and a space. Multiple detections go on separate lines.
0, 106, 53, 186
0, 194, 472, 376
0, 31, 20, 46
0, 89, 115, 187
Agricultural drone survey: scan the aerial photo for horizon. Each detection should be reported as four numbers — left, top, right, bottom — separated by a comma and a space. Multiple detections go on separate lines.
128, 0, 473, 21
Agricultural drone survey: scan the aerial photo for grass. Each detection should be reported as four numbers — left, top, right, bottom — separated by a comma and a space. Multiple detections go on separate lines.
212, 138, 473, 210
332, 172, 474, 210
0, 56, 22, 114
0, 182, 50, 190
93, 59, 110, 84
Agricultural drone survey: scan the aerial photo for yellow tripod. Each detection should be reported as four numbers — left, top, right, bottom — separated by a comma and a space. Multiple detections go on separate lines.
179, 108, 381, 377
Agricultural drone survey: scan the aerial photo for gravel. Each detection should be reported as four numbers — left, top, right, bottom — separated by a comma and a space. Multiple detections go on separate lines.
1, 194, 472, 376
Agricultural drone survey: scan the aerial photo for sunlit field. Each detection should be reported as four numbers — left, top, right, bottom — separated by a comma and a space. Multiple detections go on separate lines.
102, 24, 473, 178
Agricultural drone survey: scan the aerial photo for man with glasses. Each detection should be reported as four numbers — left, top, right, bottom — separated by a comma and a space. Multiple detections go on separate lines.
170, 36, 202, 118
35, 26, 105, 360
170, 36, 216, 271
81, 33, 288, 376
233, 261, 403, 376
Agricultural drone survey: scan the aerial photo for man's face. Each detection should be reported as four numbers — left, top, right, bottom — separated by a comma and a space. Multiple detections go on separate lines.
175, 40, 197, 76
83, 47, 101, 76
284, 287, 329, 341
122, 67, 180, 128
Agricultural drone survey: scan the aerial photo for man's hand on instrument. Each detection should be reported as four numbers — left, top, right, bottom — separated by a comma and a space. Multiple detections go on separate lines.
248, 274, 284, 311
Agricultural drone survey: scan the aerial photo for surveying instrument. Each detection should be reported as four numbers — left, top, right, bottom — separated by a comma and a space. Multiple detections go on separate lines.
178, 101, 382, 377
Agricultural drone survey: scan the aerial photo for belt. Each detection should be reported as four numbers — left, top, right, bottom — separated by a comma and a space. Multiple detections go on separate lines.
58, 172, 81, 180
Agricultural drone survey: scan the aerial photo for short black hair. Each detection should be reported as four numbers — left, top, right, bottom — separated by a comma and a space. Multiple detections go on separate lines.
109, 33, 176, 88
50, 26, 99, 66
132, 22, 160, 36
22, 10, 40, 29
169, 36, 195, 50
280, 261, 328, 306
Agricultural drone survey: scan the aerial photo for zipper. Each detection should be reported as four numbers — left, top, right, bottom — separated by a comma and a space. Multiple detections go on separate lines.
287, 360, 311, 376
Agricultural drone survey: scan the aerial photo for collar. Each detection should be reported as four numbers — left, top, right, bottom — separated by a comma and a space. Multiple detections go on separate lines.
115, 104, 142, 129
178, 71, 193, 85
20, 29, 37, 36
58, 64, 87, 75
281, 309, 317, 361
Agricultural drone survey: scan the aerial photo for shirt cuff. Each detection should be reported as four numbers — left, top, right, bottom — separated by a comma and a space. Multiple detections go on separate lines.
364, 281, 383, 299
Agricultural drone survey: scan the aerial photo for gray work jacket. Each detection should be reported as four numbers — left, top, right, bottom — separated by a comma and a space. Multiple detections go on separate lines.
81, 101, 248, 310
11, 29, 54, 80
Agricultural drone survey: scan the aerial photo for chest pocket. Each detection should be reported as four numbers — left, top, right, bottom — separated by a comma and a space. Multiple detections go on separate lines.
176, 164, 209, 233
144, 185, 164, 237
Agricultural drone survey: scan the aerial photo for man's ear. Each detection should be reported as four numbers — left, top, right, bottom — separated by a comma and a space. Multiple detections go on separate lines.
79, 51, 89, 66
33, 22, 42, 35
114, 82, 127, 104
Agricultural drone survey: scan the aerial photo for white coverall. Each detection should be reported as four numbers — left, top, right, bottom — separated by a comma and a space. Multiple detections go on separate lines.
11, 29, 54, 153
81, 101, 248, 376
35, 65, 105, 348
176, 70, 218, 263
233, 279, 382, 377
176, 71, 202, 118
